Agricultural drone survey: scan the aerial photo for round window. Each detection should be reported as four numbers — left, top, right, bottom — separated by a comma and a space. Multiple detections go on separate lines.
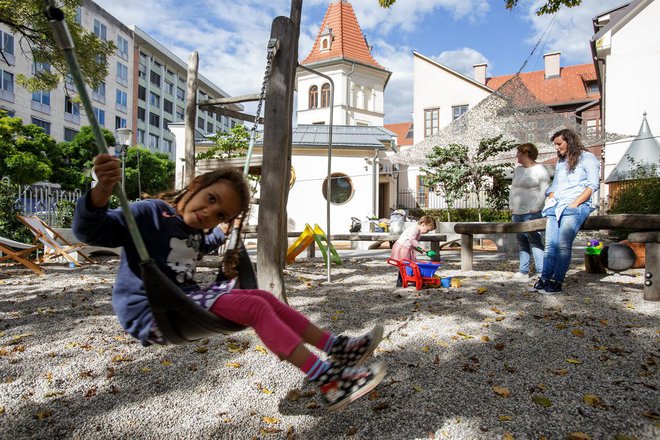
322, 173, 354, 205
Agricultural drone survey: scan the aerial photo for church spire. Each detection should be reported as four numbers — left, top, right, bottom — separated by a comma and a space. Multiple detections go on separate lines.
301, 0, 386, 71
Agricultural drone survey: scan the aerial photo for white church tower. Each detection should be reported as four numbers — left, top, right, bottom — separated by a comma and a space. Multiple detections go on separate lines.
296, 0, 391, 127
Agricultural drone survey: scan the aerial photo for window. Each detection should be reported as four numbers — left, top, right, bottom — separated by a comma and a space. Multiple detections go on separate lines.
163, 118, 171, 130
452, 105, 468, 121
0, 70, 14, 100
322, 173, 354, 205
586, 81, 599, 95
321, 83, 330, 107
585, 117, 601, 135
64, 96, 80, 123
416, 175, 429, 207
74, 6, 82, 24
93, 19, 107, 41
163, 99, 173, 114
33, 61, 50, 74
31, 117, 51, 135
64, 127, 78, 141
424, 108, 439, 137
149, 112, 160, 128
116, 35, 129, 59
207, 121, 214, 133
149, 92, 160, 108
197, 116, 205, 130
148, 133, 159, 149
163, 138, 172, 153
137, 129, 145, 144
308, 85, 318, 109
32, 91, 50, 105
92, 81, 106, 103
116, 89, 128, 112
1, 30, 14, 64
116, 62, 128, 84
150, 70, 161, 88
138, 63, 147, 79
176, 87, 185, 102
138, 85, 146, 101
164, 80, 174, 95
137, 107, 145, 121
176, 106, 184, 121
115, 116, 127, 129
93, 107, 105, 126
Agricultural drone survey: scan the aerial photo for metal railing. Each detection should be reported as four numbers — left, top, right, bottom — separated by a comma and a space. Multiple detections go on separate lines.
397, 188, 487, 210
5, 178, 82, 227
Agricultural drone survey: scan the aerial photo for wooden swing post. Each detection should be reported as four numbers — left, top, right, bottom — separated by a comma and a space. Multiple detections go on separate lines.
184, 51, 199, 187
257, 3, 301, 301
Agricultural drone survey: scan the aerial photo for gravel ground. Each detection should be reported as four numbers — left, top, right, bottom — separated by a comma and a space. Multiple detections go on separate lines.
0, 249, 658, 440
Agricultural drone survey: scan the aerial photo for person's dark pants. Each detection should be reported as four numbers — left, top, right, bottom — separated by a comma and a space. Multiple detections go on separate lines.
396, 272, 402, 287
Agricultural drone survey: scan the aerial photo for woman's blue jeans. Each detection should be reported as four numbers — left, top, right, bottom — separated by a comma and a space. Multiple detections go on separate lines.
541, 204, 591, 283
512, 212, 544, 274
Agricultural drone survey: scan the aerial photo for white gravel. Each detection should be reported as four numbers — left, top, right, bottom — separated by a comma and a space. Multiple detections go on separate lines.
0, 249, 658, 440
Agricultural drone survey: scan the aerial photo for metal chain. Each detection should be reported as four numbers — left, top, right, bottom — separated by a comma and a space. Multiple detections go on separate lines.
250, 38, 279, 135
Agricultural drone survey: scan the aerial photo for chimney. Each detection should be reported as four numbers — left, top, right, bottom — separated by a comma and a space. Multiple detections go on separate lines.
473, 63, 487, 85
544, 51, 561, 79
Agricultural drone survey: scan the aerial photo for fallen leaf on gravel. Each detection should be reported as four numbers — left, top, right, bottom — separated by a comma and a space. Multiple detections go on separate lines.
255, 345, 268, 354
262, 416, 279, 424
437, 341, 450, 348
257, 383, 273, 394
225, 362, 241, 368
160, 360, 173, 366
477, 287, 487, 294
412, 384, 423, 392
286, 390, 300, 401
306, 402, 319, 409
571, 329, 585, 337
641, 411, 659, 420
498, 415, 513, 421
503, 432, 514, 440
34, 410, 53, 420
195, 347, 209, 354
372, 402, 390, 411
613, 435, 638, 440
457, 332, 474, 339
347, 426, 358, 435
555, 323, 569, 329
0, 406, 5, 414
567, 432, 591, 440
260, 427, 282, 434
421, 346, 430, 352
532, 395, 552, 407
481, 336, 490, 342
495, 343, 506, 351
583, 394, 601, 406
553, 368, 569, 376
490, 307, 503, 315
112, 354, 132, 363
492, 386, 511, 398
566, 358, 583, 364
44, 391, 64, 398
226, 342, 246, 353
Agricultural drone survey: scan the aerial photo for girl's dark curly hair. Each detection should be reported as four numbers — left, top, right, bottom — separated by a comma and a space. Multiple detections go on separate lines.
551, 128, 588, 173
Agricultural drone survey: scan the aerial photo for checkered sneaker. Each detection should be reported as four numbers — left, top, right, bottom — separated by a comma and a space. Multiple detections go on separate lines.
330, 324, 384, 367
317, 361, 387, 411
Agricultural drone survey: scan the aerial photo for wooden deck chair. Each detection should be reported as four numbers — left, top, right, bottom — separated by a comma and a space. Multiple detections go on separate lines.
17, 215, 94, 267
0, 235, 44, 275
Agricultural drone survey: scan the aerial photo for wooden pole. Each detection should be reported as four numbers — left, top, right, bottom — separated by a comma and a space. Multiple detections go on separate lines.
257, 16, 298, 301
184, 51, 199, 186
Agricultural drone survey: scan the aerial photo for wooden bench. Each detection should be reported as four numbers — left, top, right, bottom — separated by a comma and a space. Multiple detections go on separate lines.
453, 215, 660, 299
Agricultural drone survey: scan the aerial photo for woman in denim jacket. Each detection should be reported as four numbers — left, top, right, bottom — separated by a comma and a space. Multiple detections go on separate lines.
530, 128, 600, 294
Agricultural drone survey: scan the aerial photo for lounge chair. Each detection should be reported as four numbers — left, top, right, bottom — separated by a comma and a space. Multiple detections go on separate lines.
0, 235, 44, 275
17, 215, 94, 267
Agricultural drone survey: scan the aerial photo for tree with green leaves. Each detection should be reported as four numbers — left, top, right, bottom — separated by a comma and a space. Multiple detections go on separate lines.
378, 0, 583, 15
122, 147, 175, 200
50, 126, 115, 191
0, 111, 56, 184
0, 0, 115, 91
422, 136, 515, 221
195, 124, 251, 160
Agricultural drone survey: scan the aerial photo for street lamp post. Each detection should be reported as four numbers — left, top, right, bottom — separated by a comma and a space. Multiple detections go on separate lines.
116, 128, 133, 191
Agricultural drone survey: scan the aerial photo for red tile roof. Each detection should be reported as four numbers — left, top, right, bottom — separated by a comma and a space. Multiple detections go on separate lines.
385, 122, 414, 146
486, 63, 600, 106
301, 0, 386, 70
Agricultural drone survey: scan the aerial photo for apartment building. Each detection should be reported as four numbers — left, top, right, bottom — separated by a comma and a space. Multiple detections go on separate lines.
0, 0, 237, 159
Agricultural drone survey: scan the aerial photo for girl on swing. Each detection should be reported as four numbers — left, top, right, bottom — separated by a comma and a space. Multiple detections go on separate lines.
73, 153, 386, 411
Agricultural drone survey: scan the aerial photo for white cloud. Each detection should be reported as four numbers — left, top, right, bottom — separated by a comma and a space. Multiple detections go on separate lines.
522, 0, 626, 65
432, 47, 491, 78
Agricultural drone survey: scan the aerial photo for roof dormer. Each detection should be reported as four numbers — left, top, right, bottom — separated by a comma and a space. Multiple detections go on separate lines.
319, 26, 333, 52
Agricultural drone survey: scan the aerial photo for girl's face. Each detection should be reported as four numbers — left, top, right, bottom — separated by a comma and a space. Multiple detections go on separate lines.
553, 135, 568, 157
178, 180, 242, 230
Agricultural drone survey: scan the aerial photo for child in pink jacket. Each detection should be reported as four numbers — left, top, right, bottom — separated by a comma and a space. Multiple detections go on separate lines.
391, 216, 436, 287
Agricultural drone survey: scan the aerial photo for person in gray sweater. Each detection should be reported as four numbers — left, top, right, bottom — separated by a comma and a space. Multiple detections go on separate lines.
508, 143, 551, 278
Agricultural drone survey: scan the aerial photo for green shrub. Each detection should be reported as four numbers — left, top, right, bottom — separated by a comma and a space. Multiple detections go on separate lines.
410, 208, 511, 223
0, 180, 32, 243
609, 178, 660, 215
55, 200, 76, 228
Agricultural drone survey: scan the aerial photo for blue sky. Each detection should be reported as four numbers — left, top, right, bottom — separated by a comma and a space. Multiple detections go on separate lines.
94, 0, 625, 123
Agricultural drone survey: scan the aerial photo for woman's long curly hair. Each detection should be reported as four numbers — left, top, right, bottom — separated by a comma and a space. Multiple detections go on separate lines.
157, 167, 251, 278
551, 128, 588, 173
